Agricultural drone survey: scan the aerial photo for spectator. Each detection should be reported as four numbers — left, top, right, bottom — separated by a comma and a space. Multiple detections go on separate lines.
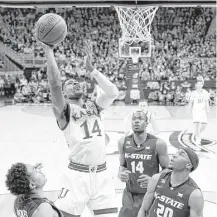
0, 7, 215, 104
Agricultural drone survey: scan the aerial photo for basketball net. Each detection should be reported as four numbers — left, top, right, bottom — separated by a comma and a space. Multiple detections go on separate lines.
115, 6, 158, 45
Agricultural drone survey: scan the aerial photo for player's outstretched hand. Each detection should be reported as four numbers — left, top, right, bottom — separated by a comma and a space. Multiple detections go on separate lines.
119, 170, 131, 182
37, 41, 54, 56
38, 40, 54, 49
137, 174, 151, 188
84, 40, 94, 73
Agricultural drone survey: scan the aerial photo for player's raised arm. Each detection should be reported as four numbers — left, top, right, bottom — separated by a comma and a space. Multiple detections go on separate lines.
42, 44, 68, 128
189, 189, 204, 217
156, 138, 169, 170
137, 173, 161, 217
85, 41, 119, 110
45, 46, 65, 112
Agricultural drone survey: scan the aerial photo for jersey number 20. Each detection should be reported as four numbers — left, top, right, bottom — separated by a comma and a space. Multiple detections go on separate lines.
157, 203, 173, 217
80, 119, 102, 139
16, 209, 28, 217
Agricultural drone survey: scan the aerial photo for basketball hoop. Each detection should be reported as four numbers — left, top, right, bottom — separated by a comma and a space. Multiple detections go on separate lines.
115, 5, 158, 45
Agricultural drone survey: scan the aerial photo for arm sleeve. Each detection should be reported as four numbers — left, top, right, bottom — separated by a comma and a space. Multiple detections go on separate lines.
91, 69, 119, 109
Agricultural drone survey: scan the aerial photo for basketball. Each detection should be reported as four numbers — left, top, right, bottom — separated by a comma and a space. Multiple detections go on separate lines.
36, 13, 67, 46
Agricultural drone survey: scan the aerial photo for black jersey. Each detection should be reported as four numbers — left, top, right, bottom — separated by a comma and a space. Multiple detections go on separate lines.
14, 193, 63, 217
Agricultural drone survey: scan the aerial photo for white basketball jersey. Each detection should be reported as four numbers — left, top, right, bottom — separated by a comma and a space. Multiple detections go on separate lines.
63, 101, 106, 165
191, 89, 209, 110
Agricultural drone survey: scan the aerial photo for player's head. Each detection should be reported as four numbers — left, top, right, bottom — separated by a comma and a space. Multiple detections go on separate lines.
62, 78, 83, 100
132, 110, 148, 134
196, 80, 204, 90
168, 148, 199, 172
5, 163, 47, 196
139, 99, 148, 113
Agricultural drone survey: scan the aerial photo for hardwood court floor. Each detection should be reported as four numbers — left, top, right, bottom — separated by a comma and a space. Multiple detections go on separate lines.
0, 104, 216, 217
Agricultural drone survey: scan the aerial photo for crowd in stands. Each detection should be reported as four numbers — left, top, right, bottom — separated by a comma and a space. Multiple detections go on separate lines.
0, 58, 4, 69
0, 7, 216, 104
140, 7, 216, 81
148, 81, 217, 106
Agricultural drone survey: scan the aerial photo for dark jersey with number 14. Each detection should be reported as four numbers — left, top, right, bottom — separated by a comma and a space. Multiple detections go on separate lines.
148, 171, 199, 217
123, 133, 160, 194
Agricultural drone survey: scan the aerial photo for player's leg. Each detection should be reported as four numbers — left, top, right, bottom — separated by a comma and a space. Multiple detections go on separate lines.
192, 110, 202, 145
198, 112, 207, 144
55, 168, 90, 216
88, 170, 118, 217
192, 122, 202, 146
200, 123, 207, 133
118, 189, 143, 217
193, 123, 200, 141
118, 189, 133, 217
196, 111, 208, 143
199, 111, 207, 134
132, 193, 144, 217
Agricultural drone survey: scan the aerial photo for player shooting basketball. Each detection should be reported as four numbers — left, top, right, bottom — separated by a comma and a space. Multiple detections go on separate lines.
138, 147, 204, 217
42, 41, 119, 217
118, 110, 169, 217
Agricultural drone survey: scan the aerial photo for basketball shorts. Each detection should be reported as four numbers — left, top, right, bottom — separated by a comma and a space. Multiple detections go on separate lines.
55, 162, 118, 216
118, 189, 145, 217
192, 110, 207, 124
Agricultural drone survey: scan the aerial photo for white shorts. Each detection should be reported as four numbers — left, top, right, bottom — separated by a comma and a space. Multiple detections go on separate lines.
55, 162, 118, 216
192, 110, 207, 124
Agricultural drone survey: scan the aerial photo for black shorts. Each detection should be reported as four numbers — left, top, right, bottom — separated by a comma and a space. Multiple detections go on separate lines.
118, 189, 145, 217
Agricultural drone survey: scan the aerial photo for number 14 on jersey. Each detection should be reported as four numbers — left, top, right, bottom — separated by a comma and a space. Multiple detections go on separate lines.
131, 161, 144, 173
80, 119, 102, 139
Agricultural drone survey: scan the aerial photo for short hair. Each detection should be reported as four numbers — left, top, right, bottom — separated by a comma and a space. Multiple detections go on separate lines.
132, 110, 148, 124
5, 163, 31, 196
